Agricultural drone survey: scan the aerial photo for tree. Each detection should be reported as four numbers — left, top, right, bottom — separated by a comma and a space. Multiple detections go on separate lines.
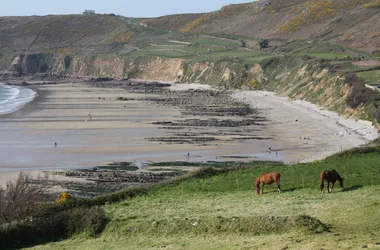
0, 172, 51, 225
259, 39, 269, 49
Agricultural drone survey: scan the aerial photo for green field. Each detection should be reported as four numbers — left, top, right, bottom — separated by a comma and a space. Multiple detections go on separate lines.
23, 143, 380, 250
358, 70, 380, 86
294, 52, 352, 60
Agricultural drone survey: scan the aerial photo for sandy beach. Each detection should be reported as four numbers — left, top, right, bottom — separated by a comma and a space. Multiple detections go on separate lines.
0, 82, 378, 187
0, 82, 274, 186
231, 90, 379, 163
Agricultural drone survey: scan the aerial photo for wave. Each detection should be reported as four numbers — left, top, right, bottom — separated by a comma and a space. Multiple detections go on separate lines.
0, 83, 37, 115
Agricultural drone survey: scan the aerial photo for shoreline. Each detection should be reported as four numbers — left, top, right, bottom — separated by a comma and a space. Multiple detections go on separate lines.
0, 83, 39, 116
0, 82, 279, 178
0, 81, 378, 188
231, 90, 378, 163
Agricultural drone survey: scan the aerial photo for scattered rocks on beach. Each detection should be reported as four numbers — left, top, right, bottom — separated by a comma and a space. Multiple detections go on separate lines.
44, 169, 181, 195
84, 79, 268, 146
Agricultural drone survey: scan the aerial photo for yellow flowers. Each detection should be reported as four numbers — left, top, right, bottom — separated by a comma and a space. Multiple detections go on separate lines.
280, 0, 337, 33
279, 0, 376, 33
364, 0, 380, 7
180, 17, 207, 33
56, 192, 72, 203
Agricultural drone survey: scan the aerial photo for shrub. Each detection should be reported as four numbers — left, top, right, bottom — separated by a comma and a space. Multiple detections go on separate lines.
56, 192, 72, 203
259, 39, 269, 49
317, 60, 331, 69
0, 172, 51, 225
345, 72, 380, 108
0, 206, 109, 249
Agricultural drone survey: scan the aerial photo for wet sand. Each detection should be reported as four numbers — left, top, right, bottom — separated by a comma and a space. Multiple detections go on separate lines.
0, 83, 280, 176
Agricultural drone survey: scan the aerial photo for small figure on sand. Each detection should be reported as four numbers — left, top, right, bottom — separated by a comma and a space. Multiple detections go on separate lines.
54, 142, 57, 148
269, 147, 272, 153
187, 152, 190, 157
88, 114, 92, 121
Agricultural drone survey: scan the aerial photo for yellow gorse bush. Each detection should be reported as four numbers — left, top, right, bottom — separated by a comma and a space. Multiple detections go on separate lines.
56, 192, 72, 203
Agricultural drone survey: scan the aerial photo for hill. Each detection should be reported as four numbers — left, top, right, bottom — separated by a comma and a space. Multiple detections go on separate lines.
0, 5, 379, 122
141, 0, 380, 53
0, 15, 183, 54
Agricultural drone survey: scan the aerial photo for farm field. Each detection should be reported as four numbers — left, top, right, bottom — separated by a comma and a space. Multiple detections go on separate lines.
27, 144, 380, 250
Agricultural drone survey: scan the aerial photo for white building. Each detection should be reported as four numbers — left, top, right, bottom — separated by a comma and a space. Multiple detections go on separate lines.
83, 10, 95, 15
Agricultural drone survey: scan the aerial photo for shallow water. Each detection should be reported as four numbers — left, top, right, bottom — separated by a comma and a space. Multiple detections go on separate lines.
0, 84, 37, 115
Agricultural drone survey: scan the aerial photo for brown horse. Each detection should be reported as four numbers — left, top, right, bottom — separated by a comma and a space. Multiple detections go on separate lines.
254, 172, 281, 194
320, 169, 344, 193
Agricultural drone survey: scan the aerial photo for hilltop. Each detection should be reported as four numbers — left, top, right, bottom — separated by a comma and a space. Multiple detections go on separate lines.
141, 0, 380, 53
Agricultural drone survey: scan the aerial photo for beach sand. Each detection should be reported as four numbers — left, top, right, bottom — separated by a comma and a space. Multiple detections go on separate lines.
0, 83, 275, 186
0, 82, 378, 187
231, 90, 379, 163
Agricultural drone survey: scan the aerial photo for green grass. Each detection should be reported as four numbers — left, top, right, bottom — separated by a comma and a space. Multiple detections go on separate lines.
294, 52, 351, 60
188, 37, 242, 48
26, 147, 380, 250
357, 70, 380, 86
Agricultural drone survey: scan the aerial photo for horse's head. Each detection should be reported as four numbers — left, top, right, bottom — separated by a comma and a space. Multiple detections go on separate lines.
338, 178, 344, 188
255, 186, 260, 194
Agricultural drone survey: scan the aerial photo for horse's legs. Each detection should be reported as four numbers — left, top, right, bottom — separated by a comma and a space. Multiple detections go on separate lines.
320, 180, 325, 193
331, 182, 335, 193
327, 182, 331, 193
261, 183, 265, 194
276, 180, 281, 193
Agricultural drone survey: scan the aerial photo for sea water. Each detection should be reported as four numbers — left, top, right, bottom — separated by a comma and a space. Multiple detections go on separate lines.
0, 83, 37, 115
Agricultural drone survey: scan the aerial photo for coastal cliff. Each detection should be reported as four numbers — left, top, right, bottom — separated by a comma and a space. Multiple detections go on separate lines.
2, 51, 377, 121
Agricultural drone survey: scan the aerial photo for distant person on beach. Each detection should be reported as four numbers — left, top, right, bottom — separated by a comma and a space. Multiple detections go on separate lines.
89, 114, 92, 120
54, 142, 57, 148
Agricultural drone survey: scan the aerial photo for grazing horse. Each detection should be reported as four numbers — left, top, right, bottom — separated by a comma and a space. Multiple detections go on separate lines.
320, 169, 344, 193
254, 172, 281, 194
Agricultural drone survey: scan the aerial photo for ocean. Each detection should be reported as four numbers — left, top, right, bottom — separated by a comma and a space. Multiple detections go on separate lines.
0, 83, 37, 115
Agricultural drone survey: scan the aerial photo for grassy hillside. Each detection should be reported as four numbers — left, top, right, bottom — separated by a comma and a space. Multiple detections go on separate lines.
0, 15, 185, 54
19, 142, 380, 250
141, 0, 380, 53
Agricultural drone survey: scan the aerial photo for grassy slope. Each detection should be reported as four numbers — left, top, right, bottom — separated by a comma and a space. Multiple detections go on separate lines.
28, 147, 380, 250
141, 0, 380, 53
358, 70, 380, 86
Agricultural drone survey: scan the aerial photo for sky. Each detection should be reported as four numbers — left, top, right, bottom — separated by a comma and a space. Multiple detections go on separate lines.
0, 0, 251, 17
